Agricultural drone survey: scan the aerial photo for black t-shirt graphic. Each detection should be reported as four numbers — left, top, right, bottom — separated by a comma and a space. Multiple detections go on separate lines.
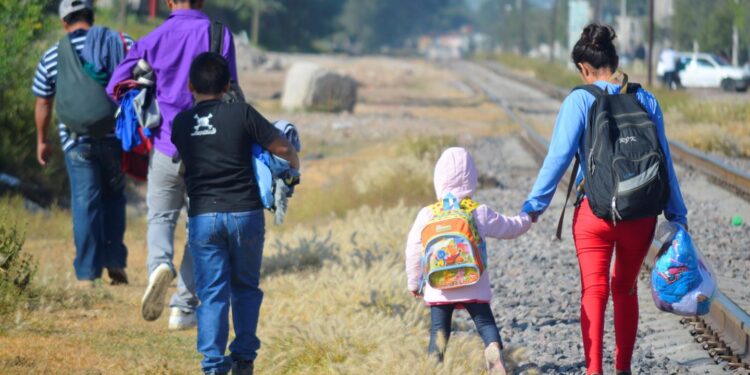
171, 100, 278, 216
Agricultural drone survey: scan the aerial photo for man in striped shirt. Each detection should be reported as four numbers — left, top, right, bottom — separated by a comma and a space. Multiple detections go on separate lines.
33, 0, 134, 288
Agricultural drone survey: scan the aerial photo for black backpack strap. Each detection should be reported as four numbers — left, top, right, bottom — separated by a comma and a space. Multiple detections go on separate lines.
625, 82, 642, 94
210, 21, 224, 55
572, 84, 606, 97
556, 155, 580, 241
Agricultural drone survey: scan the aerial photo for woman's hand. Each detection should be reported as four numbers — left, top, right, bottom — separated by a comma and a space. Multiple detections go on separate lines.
410, 290, 422, 299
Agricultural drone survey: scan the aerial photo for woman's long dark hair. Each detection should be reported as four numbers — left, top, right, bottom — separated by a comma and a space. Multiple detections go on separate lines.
571, 24, 619, 71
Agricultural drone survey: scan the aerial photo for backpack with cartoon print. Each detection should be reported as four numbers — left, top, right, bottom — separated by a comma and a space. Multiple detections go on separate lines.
419, 193, 486, 292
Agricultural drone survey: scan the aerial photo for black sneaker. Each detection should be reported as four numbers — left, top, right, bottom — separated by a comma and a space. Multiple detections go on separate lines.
231, 360, 253, 375
107, 267, 128, 285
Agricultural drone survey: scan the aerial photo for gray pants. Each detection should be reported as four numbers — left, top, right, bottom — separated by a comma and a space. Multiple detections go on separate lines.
147, 149, 198, 311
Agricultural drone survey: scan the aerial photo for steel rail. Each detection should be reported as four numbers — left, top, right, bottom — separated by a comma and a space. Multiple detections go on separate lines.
465, 61, 750, 371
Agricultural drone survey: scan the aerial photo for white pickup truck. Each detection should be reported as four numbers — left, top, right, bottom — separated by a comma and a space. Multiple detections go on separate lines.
657, 52, 750, 92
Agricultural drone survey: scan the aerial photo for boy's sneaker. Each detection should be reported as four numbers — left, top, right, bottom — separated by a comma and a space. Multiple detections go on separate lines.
107, 267, 128, 285
141, 263, 174, 321
168, 307, 197, 330
231, 359, 253, 375
484, 344, 507, 375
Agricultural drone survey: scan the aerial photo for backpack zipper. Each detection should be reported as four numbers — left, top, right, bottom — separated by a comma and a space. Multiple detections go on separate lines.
589, 111, 609, 176
610, 195, 622, 225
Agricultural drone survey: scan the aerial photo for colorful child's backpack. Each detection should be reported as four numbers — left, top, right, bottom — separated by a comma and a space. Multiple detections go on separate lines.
420, 193, 486, 292
651, 222, 717, 316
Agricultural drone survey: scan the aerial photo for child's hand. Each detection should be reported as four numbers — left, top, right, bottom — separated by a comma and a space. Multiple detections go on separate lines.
410, 290, 422, 299
527, 211, 540, 223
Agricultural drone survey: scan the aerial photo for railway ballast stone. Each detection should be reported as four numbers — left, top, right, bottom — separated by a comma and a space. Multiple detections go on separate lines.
281, 62, 358, 113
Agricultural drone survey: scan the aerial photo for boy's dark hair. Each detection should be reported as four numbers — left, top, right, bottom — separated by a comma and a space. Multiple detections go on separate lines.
189, 52, 230, 95
173, 0, 200, 4
571, 23, 619, 71
63, 9, 94, 25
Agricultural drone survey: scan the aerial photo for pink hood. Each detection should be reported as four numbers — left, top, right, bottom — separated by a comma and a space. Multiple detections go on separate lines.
433, 147, 478, 200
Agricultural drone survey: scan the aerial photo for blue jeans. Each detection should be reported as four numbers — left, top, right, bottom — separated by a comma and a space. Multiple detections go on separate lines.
428, 303, 503, 359
189, 210, 265, 374
63, 138, 127, 280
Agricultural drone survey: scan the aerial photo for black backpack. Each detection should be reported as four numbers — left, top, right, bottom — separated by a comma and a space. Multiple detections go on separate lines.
210, 21, 245, 104
55, 34, 117, 138
556, 80, 669, 239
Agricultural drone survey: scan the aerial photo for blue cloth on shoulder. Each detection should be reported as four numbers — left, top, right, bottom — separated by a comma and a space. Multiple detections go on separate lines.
82, 26, 125, 76
252, 121, 300, 217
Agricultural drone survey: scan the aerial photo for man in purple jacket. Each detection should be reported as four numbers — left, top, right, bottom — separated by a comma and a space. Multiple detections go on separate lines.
107, 0, 238, 330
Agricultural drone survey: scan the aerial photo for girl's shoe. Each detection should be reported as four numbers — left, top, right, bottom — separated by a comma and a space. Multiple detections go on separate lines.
616, 371, 631, 375
429, 331, 448, 363
484, 344, 507, 375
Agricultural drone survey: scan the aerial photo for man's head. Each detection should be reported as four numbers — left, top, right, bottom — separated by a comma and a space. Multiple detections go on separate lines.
59, 0, 94, 30
189, 52, 230, 97
166, 0, 204, 10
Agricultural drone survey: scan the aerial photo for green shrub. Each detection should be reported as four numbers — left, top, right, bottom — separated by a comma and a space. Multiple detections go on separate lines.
0, 215, 35, 330
0, 1, 69, 205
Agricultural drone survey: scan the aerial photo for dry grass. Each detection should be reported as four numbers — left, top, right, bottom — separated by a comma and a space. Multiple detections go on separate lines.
0, 56, 524, 374
0, 199, 528, 374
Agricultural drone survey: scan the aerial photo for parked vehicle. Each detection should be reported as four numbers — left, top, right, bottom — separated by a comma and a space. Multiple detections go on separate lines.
657, 52, 749, 91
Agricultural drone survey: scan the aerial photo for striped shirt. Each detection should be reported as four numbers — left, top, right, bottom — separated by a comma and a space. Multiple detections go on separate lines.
32, 28, 134, 151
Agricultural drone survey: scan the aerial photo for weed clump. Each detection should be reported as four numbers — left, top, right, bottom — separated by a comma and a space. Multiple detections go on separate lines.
263, 232, 340, 278
0, 216, 35, 331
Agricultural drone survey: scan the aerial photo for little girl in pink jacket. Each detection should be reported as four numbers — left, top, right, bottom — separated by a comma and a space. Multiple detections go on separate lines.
405, 147, 531, 374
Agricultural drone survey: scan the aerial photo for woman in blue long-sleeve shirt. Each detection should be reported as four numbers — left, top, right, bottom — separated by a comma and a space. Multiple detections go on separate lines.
521, 24, 688, 375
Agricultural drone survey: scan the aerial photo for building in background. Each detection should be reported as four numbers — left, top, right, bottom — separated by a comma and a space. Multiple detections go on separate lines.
654, 0, 674, 26
568, 0, 592, 55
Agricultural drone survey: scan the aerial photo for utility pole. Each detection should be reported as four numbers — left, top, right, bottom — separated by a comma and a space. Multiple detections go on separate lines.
519, 0, 527, 55
647, 0, 654, 86
592, 0, 601, 22
252, 6, 261, 45
118, 0, 127, 27
732, 0, 740, 66
550, 0, 559, 62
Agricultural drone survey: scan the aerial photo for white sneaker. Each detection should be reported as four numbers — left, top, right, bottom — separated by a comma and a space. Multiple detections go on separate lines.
168, 307, 197, 330
141, 264, 174, 321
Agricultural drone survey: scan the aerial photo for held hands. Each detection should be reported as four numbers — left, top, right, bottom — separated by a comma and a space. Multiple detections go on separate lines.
526, 211, 540, 223
409, 290, 422, 299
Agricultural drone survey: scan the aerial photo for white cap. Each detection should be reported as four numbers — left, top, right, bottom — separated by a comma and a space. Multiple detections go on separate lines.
59, 0, 92, 20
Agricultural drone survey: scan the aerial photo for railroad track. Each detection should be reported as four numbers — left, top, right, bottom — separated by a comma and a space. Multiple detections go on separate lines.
451, 60, 750, 374
477, 60, 750, 201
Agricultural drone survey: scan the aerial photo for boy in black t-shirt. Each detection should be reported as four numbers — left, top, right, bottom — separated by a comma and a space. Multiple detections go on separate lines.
171, 52, 299, 375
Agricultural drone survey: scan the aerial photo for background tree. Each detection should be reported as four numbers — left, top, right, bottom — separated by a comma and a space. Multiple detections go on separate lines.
338, 0, 470, 53
259, 0, 344, 52
249, 0, 283, 46
672, 0, 749, 61
0, 0, 64, 206
475, 0, 549, 55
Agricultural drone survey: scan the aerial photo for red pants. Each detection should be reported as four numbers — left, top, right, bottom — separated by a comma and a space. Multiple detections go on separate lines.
572, 199, 656, 374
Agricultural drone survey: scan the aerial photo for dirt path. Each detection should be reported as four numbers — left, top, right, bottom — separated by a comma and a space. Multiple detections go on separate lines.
1, 56, 514, 374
